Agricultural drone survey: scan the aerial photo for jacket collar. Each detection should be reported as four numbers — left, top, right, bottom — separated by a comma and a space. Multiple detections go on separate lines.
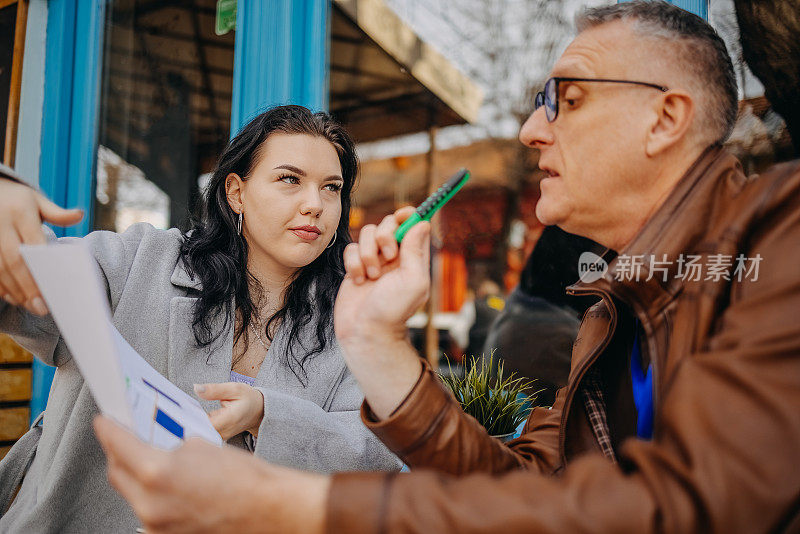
568, 145, 744, 317
170, 256, 203, 291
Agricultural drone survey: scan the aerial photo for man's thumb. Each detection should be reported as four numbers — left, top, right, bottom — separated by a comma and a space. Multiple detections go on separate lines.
399, 221, 431, 270
36, 195, 83, 226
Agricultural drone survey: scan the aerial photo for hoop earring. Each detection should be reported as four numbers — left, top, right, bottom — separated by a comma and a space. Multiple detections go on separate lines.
237, 212, 243, 235
325, 233, 337, 250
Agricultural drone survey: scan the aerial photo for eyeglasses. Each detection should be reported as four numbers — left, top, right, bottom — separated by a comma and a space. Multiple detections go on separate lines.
534, 77, 669, 122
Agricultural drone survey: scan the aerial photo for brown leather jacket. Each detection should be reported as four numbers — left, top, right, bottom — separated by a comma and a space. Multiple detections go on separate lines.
327, 147, 800, 533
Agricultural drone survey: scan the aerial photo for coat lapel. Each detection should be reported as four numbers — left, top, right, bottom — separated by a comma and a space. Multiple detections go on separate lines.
167, 259, 232, 412
253, 318, 347, 407
167, 258, 346, 410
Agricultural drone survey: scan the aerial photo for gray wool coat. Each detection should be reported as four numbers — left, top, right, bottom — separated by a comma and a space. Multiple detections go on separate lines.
0, 223, 401, 533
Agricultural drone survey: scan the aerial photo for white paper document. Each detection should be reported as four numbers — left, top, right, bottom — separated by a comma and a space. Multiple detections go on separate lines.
21, 242, 222, 449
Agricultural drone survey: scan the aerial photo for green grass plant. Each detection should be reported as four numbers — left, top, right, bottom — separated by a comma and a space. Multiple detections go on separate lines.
439, 352, 537, 437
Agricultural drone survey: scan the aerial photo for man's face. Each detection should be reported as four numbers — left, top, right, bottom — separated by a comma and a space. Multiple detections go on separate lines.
519, 21, 668, 243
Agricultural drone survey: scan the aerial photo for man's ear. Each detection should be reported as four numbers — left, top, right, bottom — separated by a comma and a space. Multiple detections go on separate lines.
225, 173, 245, 213
645, 91, 695, 157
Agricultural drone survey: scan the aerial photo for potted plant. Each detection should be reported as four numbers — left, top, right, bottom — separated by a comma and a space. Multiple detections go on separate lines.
439, 353, 538, 442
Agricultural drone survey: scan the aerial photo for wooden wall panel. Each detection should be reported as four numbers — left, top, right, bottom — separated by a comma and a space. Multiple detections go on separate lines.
0, 333, 32, 363
0, 406, 29, 441
0, 368, 31, 401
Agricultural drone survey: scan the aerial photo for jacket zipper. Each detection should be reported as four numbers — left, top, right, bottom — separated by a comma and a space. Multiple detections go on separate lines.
560, 286, 618, 465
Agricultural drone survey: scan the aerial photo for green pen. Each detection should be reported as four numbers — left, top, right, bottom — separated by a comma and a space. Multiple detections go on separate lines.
394, 168, 471, 243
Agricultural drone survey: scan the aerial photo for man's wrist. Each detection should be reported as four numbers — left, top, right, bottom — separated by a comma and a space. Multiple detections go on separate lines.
255, 464, 330, 534
363, 358, 426, 422
338, 317, 409, 350
350, 341, 423, 420
336, 315, 424, 419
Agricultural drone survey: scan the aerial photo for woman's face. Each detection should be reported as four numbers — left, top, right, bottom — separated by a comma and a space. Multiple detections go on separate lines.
228, 133, 344, 277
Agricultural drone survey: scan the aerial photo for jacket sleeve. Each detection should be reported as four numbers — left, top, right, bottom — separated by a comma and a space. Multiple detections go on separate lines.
0, 224, 150, 366
252, 368, 403, 474
360, 360, 563, 476
325, 168, 800, 533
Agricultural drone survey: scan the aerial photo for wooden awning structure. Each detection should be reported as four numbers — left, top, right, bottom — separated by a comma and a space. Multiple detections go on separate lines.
98, 0, 483, 169
330, 0, 483, 142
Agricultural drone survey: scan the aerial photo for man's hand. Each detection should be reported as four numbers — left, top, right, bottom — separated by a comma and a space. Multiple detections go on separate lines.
336, 207, 431, 338
93, 416, 329, 534
194, 382, 265, 440
0, 180, 83, 315
334, 207, 430, 418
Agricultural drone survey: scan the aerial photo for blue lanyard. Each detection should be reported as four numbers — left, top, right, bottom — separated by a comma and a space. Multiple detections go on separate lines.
630, 321, 654, 440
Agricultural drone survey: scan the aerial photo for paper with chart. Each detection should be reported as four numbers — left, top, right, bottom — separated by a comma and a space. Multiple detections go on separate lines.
20, 242, 222, 449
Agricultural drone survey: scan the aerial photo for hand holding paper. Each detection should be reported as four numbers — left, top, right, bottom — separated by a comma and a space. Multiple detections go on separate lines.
21, 242, 222, 449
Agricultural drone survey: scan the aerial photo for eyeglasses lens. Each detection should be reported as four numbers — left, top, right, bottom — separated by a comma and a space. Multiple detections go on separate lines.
545, 78, 557, 122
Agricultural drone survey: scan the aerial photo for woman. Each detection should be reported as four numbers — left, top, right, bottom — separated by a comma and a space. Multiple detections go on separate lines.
0, 106, 400, 532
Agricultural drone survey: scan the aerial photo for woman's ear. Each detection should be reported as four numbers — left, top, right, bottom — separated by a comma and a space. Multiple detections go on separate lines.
225, 173, 245, 213
645, 90, 695, 157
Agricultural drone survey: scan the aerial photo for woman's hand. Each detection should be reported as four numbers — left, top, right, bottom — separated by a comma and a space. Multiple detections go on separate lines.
0, 180, 83, 315
194, 382, 265, 441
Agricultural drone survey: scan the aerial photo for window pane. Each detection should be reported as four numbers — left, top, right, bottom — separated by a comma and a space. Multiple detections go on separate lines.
95, 0, 234, 232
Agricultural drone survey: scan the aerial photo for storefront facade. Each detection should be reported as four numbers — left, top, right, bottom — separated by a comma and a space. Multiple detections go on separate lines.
0, 0, 481, 436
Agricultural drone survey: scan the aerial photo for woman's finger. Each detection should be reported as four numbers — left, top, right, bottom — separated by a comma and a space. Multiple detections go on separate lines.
357, 224, 381, 279
194, 382, 243, 401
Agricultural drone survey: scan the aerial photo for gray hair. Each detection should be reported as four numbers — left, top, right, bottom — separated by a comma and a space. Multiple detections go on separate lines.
576, 1, 738, 145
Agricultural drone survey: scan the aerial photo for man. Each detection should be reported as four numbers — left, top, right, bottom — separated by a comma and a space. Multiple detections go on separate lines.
92, 1, 800, 532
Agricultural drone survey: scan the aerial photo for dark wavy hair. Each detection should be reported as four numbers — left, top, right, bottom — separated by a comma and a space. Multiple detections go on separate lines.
179, 105, 357, 385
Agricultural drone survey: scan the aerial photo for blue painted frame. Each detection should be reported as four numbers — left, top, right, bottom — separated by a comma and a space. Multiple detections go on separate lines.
618, 0, 707, 19
31, 0, 106, 423
230, 0, 330, 137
